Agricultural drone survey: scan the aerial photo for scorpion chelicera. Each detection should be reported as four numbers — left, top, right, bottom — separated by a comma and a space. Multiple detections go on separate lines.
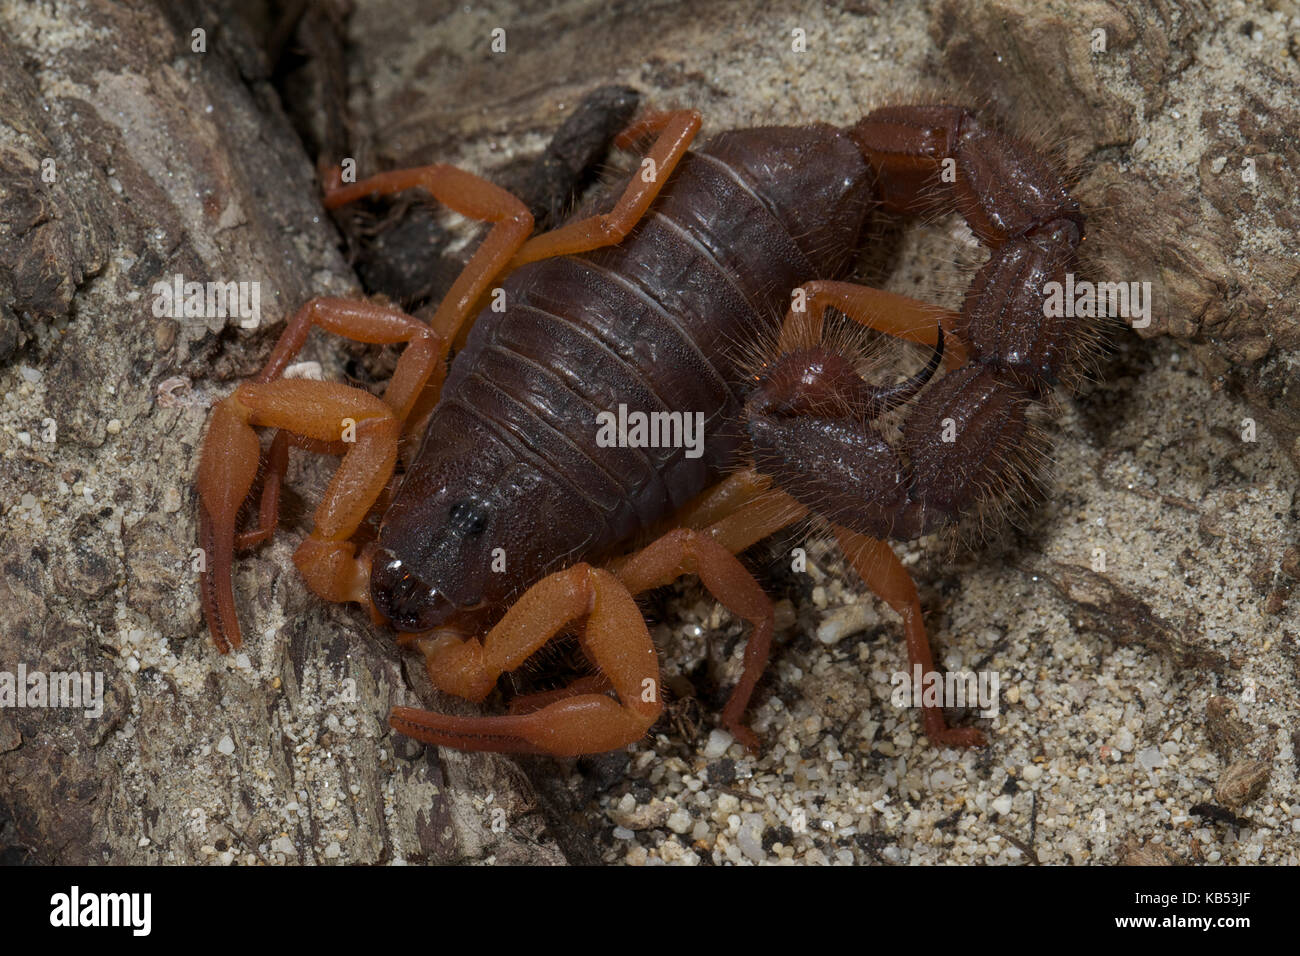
197, 102, 1086, 756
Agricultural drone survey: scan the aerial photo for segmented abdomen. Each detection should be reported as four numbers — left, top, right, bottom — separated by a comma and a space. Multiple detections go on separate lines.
436, 124, 873, 556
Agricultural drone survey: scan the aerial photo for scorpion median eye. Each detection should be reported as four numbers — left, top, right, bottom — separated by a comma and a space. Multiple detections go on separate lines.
448, 500, 489, 537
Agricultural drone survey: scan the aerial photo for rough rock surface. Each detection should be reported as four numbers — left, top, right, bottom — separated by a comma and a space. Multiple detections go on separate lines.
0, 0, 564, 865
1, 0, 1297, 864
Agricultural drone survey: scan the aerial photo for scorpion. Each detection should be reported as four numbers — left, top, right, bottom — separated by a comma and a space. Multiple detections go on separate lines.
197, 102, 1085, 757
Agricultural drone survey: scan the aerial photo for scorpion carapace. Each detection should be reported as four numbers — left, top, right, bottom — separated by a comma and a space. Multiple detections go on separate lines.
197, 102, 1085, 757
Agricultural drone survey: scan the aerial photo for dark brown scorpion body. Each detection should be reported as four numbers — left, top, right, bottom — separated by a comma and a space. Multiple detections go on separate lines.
199, 104, 1086, 756
370, 125, 876, 630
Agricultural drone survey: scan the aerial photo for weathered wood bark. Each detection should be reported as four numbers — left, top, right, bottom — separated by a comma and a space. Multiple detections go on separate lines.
0, 0, 564, 865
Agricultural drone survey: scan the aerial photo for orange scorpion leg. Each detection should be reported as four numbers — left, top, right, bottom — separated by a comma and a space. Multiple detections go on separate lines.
611, 471, 810, 750
504, 109, 702, 269
322, 166, 533, 348
198, 381, 399, 652
198, 168, 533, 652
832, 525, 986, 748
611, 524, 796, 752
506, 675, 614, 716
778, 279, 969, 371
652, 468, 986, 749
660, 467, 775, 533
231, 430, 343, 551
390, 565, 662, 756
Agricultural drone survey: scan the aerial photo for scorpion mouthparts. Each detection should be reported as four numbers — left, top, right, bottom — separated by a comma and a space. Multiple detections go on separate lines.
370, 552, 457, 632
